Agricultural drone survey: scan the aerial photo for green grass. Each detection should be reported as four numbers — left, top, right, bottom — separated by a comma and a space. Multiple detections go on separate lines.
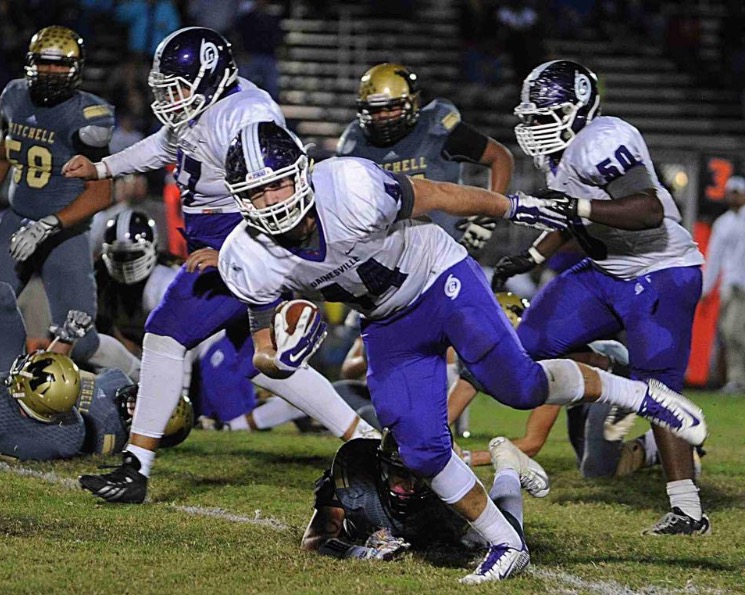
1, 392, 743, 594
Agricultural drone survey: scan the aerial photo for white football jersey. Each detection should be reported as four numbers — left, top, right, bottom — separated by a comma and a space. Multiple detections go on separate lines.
219, 157, 467, 319
103, 79, 285, 214
547, 116, 703, 278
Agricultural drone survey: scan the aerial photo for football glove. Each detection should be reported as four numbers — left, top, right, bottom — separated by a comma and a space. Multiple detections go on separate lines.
273, 305, 328, 372
9, 215, 61, 262
50, 310, 94, 343
505, 191, 571, 231
491, 250, 539, 291
456, 215, 498, 252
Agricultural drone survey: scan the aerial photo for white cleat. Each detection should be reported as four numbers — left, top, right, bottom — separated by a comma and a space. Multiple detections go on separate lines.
637, 380, 707, 446
460, 543, 530, 584
489, 436, 550, 498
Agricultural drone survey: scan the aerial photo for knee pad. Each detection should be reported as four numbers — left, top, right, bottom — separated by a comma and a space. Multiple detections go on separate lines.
70, 327, 100, 362
143, 332, 187, 358
539, 359, 585, 405
429, 451, 477, 504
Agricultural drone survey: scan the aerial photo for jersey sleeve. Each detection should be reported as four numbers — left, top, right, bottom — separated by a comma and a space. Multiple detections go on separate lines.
569, 118, 649, 190
335, 122, 360, 156
427, 98, 461, 136
102, 126, 177, 176
218, 232, 284, 308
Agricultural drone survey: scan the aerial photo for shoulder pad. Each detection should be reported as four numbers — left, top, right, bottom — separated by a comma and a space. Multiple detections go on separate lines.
336, 122, 363, 155
422, 98, 461, 135
78, 124, 113, 148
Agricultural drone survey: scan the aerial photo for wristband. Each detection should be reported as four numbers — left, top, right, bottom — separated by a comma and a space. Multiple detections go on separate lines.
94, 161, 111, 180
527, 246, 546, 265
576, 198, 592, 219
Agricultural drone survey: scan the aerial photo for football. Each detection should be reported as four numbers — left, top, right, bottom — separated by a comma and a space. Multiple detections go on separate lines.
271, 299, 320, 347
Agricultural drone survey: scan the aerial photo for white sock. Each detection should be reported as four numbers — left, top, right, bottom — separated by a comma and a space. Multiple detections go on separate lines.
226, 414, 250, 430
596, 369, 647, 411
88, 333, 142, 381
250, 396, 305, 429
471, 498, 522, 548
667, 479, 702, 520
641, 429, 658, 466
126, 444, 155, 477
130, 333, 186, 439
253, 367, 357, 437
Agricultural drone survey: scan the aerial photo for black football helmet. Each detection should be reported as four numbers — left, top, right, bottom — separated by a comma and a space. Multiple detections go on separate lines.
376, 429, 432, 521
148, 27, 238, 130
514, 60, 600, 157
356, 63, 421, 146
225, 121, 313, 235
25, 26, 85, 106
102, 209, 158, 285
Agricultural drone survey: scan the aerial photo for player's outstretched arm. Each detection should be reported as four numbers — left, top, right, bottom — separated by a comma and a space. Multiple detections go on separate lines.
409, 177, 569, 232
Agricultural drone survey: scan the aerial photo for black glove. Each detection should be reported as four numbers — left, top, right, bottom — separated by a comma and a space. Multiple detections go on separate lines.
491, 250, 538, 291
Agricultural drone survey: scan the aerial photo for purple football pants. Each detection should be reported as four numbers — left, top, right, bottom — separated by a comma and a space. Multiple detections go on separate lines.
362, 257, 547, 478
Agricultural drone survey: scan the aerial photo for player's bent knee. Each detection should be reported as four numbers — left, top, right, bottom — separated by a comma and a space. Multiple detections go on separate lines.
399, 444, 451, 478
0, 282, 17, 310
429, 452, 477, 504
539, 359, 585, 406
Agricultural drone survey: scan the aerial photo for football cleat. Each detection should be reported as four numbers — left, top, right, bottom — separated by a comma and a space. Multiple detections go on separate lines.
489, 436, 550, 498
642, 507, 711, 536
636, 380, 707, 446
603, 406, 637, 442
79, 451, 148, 504
460, 543, 530, 584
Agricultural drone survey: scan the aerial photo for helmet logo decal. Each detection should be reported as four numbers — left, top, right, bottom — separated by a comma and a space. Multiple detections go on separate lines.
200, 39, 219, 73
575, 72, 591, 106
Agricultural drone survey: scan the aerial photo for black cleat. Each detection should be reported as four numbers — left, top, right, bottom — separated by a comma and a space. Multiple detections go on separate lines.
642, 507, 711, 536
79, 451, 148, 504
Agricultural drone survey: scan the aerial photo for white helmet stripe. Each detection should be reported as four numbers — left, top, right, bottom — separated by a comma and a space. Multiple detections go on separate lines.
117, 208, 132, 241
243, 122, 264, 174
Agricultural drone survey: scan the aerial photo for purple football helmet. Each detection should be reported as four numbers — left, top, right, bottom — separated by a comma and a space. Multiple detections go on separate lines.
225, 121, 313, 235
148, 27, 238, 130
514, 60, 600, 156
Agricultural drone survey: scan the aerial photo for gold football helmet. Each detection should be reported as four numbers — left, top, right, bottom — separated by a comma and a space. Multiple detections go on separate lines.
496, 292, 530, 329
6, 351, 81, 423
25, 25, 85, 106
356, 63, 421, 146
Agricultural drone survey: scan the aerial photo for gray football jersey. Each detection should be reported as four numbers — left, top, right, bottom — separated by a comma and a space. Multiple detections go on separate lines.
0, 79, 114, 219
76, 369, 131, 455
337, 98, 462, 183
337, 98, 464, 238
0, 386, 85, 460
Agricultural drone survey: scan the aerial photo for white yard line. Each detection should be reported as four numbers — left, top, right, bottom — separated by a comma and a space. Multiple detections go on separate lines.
530, 568, 725, 595
0, 461, 287, 531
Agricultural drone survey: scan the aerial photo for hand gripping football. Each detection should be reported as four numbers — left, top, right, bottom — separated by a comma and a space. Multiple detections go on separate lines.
271, 299, 320, 348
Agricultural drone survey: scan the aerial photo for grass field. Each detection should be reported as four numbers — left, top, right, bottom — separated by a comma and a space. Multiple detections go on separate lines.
1, 391, 743, 594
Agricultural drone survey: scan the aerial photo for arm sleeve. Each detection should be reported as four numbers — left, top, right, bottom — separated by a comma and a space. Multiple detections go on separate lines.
605, 164, 655, 199
392, 172, 414, 220
102, 127, 177, 176
441, 121, 490, 164
247, 299, 283, 332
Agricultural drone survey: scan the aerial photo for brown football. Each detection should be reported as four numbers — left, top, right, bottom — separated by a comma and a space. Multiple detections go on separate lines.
271, 299, 320, 347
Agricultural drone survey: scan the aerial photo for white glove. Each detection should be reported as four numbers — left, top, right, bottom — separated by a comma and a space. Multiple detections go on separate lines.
456, 216, 498, 252
364, 528, 411, 560
273, 305, 327, 372
50, 310, 94, 343
9, 215, 61, 262
505, 192, 570, 232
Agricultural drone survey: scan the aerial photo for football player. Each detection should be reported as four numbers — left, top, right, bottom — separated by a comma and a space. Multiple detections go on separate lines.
217, 121, 706, 583
301, 431, 541, 560
64, 27, 378, 504
494, 60, 708, 535
338, 62, 514, 249
0, 26, 140, 378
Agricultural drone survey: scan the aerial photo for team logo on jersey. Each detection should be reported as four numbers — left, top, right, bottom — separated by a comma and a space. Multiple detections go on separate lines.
200, 39, 219, 73
575, 72, 591, 106
444, 274, 461, 300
